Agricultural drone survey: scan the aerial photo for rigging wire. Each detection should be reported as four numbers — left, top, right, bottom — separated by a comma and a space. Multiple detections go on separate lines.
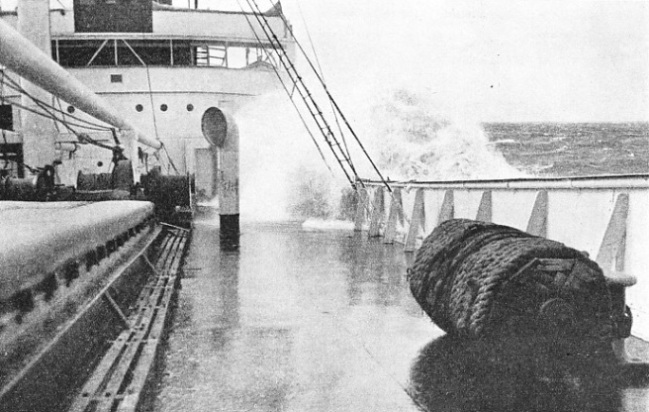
252, 3, 408, 225
293, 0, 352, 161
243, 0, 359, 187
132, 35, 170, 173
253, 0, 391, 193
0, 92, 110, 133
161, 142, 180, 175
3, 75, 113, 131
1, 75, 113, 131
144, 64, 161, 141
245, 0, 362, 187
2, 59, 155, 169
0, 95, 120, 158
235, 0, 335, 176
0, 78, 122, 156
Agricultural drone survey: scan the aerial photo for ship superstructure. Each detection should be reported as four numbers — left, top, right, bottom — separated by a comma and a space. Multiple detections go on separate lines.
0, 0, 294, 197
0, 1, 294, 410
0, 1, 648, 411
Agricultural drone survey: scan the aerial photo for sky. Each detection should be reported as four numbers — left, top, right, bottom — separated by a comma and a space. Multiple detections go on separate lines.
247, 0, 648, 123
278, 0, 649, 122
3, 0, 648, 122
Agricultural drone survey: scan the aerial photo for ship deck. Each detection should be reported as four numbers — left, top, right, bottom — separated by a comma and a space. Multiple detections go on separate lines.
152, 216, 649, 412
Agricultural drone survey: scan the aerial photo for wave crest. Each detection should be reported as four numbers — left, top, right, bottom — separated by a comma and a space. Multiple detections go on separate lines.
368, 89, 523, 180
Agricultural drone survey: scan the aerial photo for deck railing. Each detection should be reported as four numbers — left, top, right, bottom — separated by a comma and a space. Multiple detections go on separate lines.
356, 174, 649, 341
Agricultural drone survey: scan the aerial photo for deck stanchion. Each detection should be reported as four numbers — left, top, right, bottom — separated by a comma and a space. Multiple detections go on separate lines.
596, 193, 629, 270
595, 193, 635, 361
526, 190, 548, 237
353, 187, 369, 232
475, 190, 492, 222
438, 190, 454, 224
405, 188, 426, 252
383, 188, 403, 244
368, 187, 385, 238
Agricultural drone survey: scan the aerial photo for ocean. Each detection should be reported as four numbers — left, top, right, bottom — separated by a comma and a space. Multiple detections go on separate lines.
485, 122, 649, 177
362, 91, 649, 184
237, 90, 648, 220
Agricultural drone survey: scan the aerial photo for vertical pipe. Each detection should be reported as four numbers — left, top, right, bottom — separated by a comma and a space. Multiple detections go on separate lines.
201, 107, 239, 250
218, 121, 239, 250
18, 0, 57, 169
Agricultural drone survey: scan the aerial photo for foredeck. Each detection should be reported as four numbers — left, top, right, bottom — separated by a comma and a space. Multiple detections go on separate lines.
152, 218, 649, 412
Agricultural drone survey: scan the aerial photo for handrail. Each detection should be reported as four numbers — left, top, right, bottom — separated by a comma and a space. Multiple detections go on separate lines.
361, 173, 649, 190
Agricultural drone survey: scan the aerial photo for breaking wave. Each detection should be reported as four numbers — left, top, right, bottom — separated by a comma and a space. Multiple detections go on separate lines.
236, 88, 522, 221
364, 89, 523, 181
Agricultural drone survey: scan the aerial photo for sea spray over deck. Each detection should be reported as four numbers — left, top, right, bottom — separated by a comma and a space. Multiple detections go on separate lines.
236, 92, 347, 222
235, 89, 522, 222
364, 89, 523, 181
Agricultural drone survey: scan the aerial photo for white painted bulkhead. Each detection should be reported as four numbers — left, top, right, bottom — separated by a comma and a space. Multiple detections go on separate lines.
0, 5, 292, 194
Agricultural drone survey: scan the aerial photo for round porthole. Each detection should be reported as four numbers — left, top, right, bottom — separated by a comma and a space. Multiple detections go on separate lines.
160, 104, 168, 112
135, 104, 143, 112
97, 161, 103, 167
67, 106, 75, 114
187, 104, 194, 112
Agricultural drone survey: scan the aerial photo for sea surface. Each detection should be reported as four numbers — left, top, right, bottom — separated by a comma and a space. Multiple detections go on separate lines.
484, 122, 649, 177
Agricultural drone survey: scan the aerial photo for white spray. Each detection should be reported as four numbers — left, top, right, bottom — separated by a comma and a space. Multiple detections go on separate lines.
235, 88, 523, 222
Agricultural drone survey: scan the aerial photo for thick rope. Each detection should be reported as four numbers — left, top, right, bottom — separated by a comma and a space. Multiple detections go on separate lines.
409, 219, 613, 343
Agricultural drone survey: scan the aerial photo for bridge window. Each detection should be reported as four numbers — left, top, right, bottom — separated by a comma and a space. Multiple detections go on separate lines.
194, 42, 227, 67
245, 46, 281, 69
53, 39, 283, 69
122, 40, 171, 66
172, 41, 192, 66
56, 40, 107, 67
227, 46, 248, 69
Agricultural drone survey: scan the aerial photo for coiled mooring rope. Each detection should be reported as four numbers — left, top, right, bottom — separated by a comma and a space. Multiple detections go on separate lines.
409, 219, 612, 342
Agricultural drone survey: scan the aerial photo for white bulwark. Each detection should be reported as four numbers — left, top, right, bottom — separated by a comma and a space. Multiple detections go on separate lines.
359, 174, 649, 341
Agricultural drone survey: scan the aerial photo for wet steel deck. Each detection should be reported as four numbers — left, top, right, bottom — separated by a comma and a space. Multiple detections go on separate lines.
151, 219, 649, 412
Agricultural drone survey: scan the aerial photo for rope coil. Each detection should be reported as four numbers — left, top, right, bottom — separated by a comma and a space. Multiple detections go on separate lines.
409, 219, 613, 343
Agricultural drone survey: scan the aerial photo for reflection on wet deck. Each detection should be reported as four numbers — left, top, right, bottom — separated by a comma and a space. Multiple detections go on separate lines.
152, 221, 649, 412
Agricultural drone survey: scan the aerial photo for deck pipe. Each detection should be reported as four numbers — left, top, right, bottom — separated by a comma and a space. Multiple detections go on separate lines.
17, 0, 58, 169
0, 18, 162, 150
202, 107, 239, 250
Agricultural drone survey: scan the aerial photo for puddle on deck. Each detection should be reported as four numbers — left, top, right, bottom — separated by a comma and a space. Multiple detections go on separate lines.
151, 220, 649, 412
